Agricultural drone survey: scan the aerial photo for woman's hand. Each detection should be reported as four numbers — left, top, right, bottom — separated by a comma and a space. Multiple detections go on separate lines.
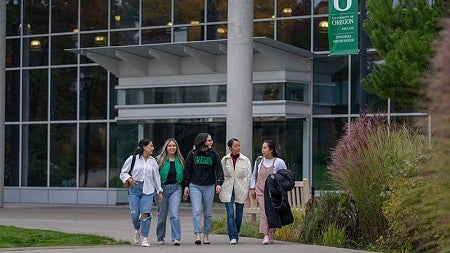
127, 178, 137, 187
183, 187, 190, 200
215, 185, 222, 194
158, 192, 163, 203
250, 189, 256, 199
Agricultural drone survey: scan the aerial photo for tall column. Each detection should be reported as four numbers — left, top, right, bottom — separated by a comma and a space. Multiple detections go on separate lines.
227, 0, 253, 160
0, 0, 7, 207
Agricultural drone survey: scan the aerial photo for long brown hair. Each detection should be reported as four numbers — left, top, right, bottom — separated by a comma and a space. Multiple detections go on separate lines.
157, 138, 186, 169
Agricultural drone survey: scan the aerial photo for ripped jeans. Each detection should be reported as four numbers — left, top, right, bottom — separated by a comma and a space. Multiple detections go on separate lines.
128, 181, 154, 237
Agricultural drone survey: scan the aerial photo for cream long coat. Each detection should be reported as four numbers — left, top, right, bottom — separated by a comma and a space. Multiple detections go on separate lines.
219, 153, 252, 204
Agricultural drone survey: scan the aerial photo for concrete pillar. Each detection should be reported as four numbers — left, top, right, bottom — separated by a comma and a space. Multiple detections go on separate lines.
226, 0, 254, 161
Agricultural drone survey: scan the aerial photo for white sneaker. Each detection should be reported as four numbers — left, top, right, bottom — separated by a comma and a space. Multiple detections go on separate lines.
157, 240, 165, 245
173, 239, 180, 246
262, 235, 270, 245
141, 237, 150, 247
230, 239, 237, 244
133, 229, 141, 244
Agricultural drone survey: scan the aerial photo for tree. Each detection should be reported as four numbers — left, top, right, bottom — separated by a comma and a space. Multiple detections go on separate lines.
362, 0, 443, 109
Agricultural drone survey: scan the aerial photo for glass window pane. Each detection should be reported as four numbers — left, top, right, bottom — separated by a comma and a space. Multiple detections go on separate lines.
22, 124, 48, 187
142, 0, 171, 27
313, 0, 328, 14
80, 66, 108, 120
24, 1, 49, 35
313, 56, 349, 114
6, 70, 20, 122
111, 0, 140, 29
80, 0, 108, 31
174, 0, 203, 25
277, 18, 311, 51
255, 0, 274, 19
254, 83, 283, 101
313, 17, 329, 51
23, 37, 49, 67
6, 39, 20, 68
79, 123, 107, 188
254, 21, 274, 38
313, 118, 347, 189
5, 125, 20, 186
278, 0, 311, 17
50, 124, 77, 187
286, 82, 308, 102
51, 35, 78, 65
110, 30, 140, 46
51, 0, 78, 33
110, 74, 118, 119
6, 1, 21, 36
80, 33, 108, 63
209, 24, 227, 40
51, 68, 77, 120
22, 69, 48, 121
207, 0, 227, 22
142, 28, 171, 44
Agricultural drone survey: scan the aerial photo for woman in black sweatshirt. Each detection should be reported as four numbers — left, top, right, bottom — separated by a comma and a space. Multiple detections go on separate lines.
183, 133, 224, 245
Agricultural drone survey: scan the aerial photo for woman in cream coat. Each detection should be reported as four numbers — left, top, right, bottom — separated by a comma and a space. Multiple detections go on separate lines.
219, 138, 252, 244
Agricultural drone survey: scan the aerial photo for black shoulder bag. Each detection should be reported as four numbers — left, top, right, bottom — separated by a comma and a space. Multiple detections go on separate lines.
123, 154, 137, 188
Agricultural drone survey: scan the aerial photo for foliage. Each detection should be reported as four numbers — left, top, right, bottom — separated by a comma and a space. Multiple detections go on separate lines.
0, 225, 126, 248
322, 222, 346, 248
210, 215, 263, 239
362, 0, 443, 108
274, 210, 304, 242
299, 191, 358, 246
328, 115, 430, 243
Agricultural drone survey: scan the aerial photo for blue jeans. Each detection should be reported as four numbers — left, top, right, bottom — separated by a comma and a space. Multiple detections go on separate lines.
156, 184, 182, 241
189, 183, 215, 234
128, 182, 154, 237
225, 193, 244, 241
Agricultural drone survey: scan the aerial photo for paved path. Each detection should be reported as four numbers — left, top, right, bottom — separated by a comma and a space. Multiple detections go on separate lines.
0, 203, 374, 253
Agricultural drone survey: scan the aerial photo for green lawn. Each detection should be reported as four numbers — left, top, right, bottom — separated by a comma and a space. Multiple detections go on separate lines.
0, 225, 128, 248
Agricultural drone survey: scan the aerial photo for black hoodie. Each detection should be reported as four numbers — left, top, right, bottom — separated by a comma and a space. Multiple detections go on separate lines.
184, 148, 224, 186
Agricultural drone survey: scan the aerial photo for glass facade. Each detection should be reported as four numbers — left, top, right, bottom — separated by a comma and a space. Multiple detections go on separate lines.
4, 0, 426, 204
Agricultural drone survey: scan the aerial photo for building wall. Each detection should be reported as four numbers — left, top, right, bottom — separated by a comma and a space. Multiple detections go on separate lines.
4, 0, 423, 204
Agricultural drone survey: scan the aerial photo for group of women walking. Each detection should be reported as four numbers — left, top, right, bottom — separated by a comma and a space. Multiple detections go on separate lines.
119, 133, 289, 247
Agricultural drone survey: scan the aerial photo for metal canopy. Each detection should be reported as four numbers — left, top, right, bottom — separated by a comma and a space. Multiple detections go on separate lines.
67, 37, 315, 62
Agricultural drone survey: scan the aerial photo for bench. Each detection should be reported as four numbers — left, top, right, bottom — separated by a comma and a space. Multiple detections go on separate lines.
244, 179, 311, 223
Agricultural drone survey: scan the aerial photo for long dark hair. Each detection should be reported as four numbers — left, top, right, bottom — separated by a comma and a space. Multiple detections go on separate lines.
134, 138, 152, 158
193, 133, 210, 153
263, 139, 280, 158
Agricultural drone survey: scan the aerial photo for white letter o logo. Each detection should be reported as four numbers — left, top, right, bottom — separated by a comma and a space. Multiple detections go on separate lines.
334, 0, 352, 11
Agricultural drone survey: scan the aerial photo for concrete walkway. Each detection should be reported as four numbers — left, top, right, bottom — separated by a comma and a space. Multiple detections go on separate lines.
0, 203, 374, 253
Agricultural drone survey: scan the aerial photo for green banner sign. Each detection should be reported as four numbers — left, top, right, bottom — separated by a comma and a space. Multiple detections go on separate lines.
328, 0, 359, 56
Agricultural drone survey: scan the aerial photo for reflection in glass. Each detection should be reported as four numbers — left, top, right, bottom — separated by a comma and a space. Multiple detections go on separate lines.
110, 74, 118, 119
6, 1, 21, 36
254, 21, 274, 38
6, 70, 20, 122
22, 69, 48, 121
174, 0, 203, 25
79, 123, 107, 188
51, 35, 78, 65
142, 0, 171, 27
51, 0, 78, 33
142, 28, 171, 44
313, 118, 347, 189
50, 124, 77, 187
313, 17, 329, 51
24, 0, 49, 34
23, 37, 49, 67
313, 56, 349, 114
80, 0, 108, 31
6, 39, 20, 68
278, 0, 311, 16
51, 68, 77, 120
254, 0, 274, 19
207, 0, 227, 22
22, 124, 48, 187
277, 19, 311, 51
111, 0, 139, 29
80, 67, 108, 120
5, 125, 20, 186
313, 0, 328, 14
110, 30, 140, 46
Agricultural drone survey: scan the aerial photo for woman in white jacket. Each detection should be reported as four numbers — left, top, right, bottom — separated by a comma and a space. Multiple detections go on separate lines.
219, 138, 252, 244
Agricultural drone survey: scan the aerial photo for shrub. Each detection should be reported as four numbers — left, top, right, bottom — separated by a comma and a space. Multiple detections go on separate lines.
328, 115, 429, 243
322, 222, 346, 248
299, 191, 358, 246
274, 210, 304, 242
